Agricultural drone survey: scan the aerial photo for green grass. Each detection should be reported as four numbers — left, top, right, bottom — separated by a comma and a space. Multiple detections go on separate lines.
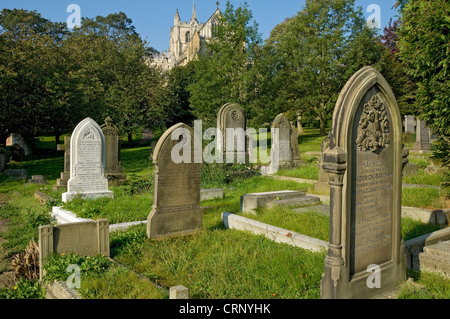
113, 225, 326, 299
402, 187, 447, 209
0, 130, 449, 299
276, 156, 319, 180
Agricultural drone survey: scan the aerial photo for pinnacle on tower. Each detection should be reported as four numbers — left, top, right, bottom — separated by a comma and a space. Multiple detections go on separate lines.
191, 1, 198, 24
174, 9, 180, 25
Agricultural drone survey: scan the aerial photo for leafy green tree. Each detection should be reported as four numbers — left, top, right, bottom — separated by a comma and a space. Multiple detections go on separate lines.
259, 0, 387, 136
188, 1, 262, 127
397, 0, 449, 164
71, 13, 167, 144
0, 9, 69, 145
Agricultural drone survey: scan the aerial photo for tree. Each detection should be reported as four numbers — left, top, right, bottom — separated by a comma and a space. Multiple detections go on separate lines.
188, 1, 262, 128
0, 9, 69, 145
397, 0, 450, 165
258, 0, 385, 136
71, 13, 167, 144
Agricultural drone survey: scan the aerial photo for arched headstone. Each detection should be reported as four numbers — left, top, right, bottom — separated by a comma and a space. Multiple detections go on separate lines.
147, 123, 203, 239
320, 66, 408, 299
62, 118, 114, 202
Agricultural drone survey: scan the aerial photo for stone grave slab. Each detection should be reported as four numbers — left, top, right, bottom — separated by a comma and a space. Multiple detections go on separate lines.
418, 241, 450, 278
241, 190, 321, 214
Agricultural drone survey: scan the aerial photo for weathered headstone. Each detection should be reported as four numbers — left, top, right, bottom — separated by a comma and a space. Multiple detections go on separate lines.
147, 123, 203, 240
320, 66, 408, 299
55, 136, 71, 190
62, 118, 114, 202
100, 117, 127, 186
6, 133, 32, 156
414, 119, 432, 150
217, 102, 248, 162
404, 115, 415, 134
38, 219, 110, 280
271, 114, 303, 169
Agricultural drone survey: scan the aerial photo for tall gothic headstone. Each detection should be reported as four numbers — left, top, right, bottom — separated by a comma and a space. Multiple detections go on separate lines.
320, 66, 408, 299
147, 123, 203, 240
217, 103, 248, 163
62, 118, 114, 202
100, 117, 127, 186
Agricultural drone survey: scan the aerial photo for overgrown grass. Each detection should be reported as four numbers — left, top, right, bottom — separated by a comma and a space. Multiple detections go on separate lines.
113, 224, 326, 299
1, 130, 449, 299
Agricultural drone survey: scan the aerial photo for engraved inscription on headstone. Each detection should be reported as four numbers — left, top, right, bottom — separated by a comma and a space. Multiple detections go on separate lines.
62, 118, 114, 202
147, 123, 203, 240
320, 66, 407, 299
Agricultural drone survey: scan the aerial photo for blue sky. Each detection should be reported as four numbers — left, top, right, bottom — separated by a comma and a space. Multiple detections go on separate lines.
1, 0, 399, 52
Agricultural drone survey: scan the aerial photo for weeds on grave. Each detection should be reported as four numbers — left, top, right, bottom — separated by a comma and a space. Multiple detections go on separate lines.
0, 277, 46, 299
43, 253, 113, 284
11, 239, 40, 281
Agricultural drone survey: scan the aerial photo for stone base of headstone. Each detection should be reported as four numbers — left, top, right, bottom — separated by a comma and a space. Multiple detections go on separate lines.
62, 190, 114, 203
200, 188, 224, 201
403, 162, 418, 177
28, 175, 47, 184
106, 172, 127, 187
414, 142, 432, 151
313, 181, 330, 195
417, 241, 450, 278
54, 172, 70, 190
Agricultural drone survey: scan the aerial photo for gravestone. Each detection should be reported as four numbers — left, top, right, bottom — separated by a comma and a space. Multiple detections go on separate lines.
147, 123, 203, 240
271, 114, 303, 169
62, 118, 114, 202
38, 219, 110, 280
414, 119, 432, 151
28, 175, 47, 184
320, 66, 408, 299
55, 136, 71, 190
217, 103, 248, 163
6, 133, 32, 156
100, 117, 127, 186
404, 115, 415, 134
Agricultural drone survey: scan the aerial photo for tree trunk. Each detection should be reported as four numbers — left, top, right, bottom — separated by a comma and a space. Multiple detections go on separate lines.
127, 132, 133, 146
319, 115, 326, 136
55, 131, 61, 146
